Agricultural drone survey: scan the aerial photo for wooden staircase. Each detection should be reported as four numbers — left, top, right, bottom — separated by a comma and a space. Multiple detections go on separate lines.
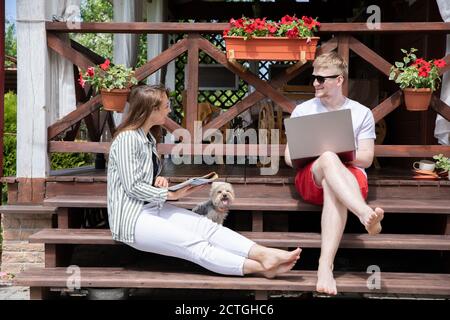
2, 165, 450, 299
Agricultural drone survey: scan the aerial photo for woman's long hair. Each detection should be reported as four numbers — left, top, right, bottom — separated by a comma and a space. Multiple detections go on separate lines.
113, 84, 169, 141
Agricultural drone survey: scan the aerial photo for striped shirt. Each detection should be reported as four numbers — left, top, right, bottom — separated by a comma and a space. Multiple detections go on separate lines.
107, 128, 168, 243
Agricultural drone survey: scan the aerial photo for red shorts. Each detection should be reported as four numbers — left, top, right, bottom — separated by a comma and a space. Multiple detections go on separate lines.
294, 161, 368, 206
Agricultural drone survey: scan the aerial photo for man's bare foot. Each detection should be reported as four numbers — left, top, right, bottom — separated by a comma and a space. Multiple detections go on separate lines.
364, 208, 384, 235
316, 264, 337, 295
259, 247, 301, 270
262, 259, 298, 279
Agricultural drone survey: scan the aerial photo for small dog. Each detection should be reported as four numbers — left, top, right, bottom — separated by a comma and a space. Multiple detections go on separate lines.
192, 182, 235, 225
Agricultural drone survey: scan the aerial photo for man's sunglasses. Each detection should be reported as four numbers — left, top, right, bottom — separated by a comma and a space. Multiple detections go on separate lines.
311, 74, 342, 84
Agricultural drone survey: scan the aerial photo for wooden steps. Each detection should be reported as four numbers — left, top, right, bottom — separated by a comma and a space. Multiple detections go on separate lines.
0, 205, 57, 215
29, 228, 450, 251
42, 195, 450, 214
15, 267, 450, 296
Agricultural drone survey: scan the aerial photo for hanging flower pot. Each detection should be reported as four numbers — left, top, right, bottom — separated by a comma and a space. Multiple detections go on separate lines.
224, 36, 319, 61
223, 15, 320, 61
402, 88, 432, 111
79, 59, 138, 113
100, 89, 130, 113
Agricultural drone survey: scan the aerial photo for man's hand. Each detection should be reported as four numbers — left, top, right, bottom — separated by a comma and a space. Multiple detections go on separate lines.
167, 184, 208, 201
154, 176, 169, 189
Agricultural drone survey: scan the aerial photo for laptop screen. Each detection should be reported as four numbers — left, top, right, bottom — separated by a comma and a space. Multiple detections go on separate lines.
284, 109, 356, 168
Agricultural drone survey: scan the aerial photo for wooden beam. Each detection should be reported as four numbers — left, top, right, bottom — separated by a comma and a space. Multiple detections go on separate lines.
375, 145, 450, 157
48, 95, 102, 140
163, 117, 183, 134
197, 37, 296, 113
185, 35, 200, 137
338, 34, 349, 96
348, 36, 392, 76
372, 90, 403, 123
431, 96, 450, 122
49, 141, 450, 158
134, 38, 188, 81
47, 33, 95, 70
45, 22, 450, 34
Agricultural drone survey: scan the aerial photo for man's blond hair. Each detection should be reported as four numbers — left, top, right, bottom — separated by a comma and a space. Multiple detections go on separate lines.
313, 52, 348, 80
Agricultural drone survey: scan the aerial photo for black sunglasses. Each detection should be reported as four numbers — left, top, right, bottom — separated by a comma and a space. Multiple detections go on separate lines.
311, 74, 342, 84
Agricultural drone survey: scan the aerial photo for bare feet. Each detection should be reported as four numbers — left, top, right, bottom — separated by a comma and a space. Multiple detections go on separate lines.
316, 263, 337, 295
262, 259, 298, 279
258, 247, 301, 270
359, 207, 384, 235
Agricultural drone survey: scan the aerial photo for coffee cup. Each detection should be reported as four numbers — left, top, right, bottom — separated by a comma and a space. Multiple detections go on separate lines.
413, 160, 435, 172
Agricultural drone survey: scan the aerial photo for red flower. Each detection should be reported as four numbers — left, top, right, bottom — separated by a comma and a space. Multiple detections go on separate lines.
434, 59, 446, 68
302, 16, 316, 30
286, 27, 299, 38
418, 66, 430, 77
223, 29, 229, 37
100, 59, 110, 71
87, 67, 95, 77
281, 15, 295, 24
268, 24, 277, 34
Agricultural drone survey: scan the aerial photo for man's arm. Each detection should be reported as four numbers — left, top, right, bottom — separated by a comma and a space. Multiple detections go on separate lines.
348, 139, 374, 168
284, 143, 293, 167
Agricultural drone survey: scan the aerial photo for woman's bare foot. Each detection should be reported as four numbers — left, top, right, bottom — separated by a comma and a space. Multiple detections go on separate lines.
262, 258, 299, 279
359, 207, 384, 235
258, 247, 301, 270
316, 263, 337, 295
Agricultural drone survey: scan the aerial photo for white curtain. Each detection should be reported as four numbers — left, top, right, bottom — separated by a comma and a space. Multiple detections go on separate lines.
112, 0, 143, 125
45, 0, 80, 125
146, 0, 166, 85
435, 0, 450, 145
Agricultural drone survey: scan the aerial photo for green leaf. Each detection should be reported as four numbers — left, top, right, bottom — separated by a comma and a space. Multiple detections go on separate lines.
395, 62, 404, 68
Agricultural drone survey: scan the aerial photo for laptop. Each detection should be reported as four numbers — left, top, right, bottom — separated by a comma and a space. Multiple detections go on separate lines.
284, 109, 356, 168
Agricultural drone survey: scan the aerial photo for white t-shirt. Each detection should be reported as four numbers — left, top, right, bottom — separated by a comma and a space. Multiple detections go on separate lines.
290, 97, 376, 172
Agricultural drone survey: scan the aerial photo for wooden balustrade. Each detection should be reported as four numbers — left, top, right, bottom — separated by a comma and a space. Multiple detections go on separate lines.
45, 22, 450, 159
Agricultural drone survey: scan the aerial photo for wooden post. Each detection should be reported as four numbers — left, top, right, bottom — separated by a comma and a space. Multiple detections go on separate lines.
0, 0, 4, 179
57, 207, 69, 228
252, 211, 263, 232
338, 34, 350, 97
16, 0, 49, 178
186, 34, 199, 139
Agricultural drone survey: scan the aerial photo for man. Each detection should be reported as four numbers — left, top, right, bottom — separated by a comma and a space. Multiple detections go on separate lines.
284, 52, 384, 295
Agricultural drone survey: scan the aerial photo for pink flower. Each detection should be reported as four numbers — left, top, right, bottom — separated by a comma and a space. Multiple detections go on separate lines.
78, 74, 86, 88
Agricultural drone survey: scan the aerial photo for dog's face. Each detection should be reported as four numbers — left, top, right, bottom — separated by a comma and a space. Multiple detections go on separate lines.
210, 182, 235, 210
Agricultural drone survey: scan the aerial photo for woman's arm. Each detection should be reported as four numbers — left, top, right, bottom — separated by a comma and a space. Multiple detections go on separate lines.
115, 134, 168, 204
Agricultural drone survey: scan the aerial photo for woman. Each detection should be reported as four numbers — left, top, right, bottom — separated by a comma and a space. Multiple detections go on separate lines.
107, 84, 300, 277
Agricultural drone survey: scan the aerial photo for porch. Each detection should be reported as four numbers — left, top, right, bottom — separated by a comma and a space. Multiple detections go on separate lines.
2, 0, 450, 299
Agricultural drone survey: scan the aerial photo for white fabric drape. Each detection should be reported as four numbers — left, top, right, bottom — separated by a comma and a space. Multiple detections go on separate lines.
45, 0, 80, 125
112, 0, 143, 125
435, 0, 450, 145
146, 0, 166, 86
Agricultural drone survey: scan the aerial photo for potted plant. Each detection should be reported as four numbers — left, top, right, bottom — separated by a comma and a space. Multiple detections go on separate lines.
433, 154, 450, 179
223, 15, 320, 61
79, 59, 138, 113
389, 48, 446, 111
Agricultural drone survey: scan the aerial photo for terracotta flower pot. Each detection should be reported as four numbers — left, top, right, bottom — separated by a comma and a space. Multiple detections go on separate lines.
402, 88, 432, 111
224, 36, 319, 61
100, 89, 130, 113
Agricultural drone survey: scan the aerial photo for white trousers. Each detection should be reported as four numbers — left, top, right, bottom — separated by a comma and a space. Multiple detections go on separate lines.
128, 203, 255, 276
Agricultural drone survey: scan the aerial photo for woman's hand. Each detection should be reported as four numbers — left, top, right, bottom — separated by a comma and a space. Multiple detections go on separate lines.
167, 184, 207, 201
154, 176, 169, 189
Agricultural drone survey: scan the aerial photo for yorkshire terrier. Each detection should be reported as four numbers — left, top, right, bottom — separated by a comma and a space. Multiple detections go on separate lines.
192, 182, 235, 225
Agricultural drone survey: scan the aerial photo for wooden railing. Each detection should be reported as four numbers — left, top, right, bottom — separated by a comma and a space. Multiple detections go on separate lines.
46, 22, 450, 159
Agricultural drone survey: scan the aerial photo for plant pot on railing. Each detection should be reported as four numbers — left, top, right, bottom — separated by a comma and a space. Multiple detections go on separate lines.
100, 89, 130, 113
223, 15, 320, 61
224, 36, 319, 61
402, 88, 432, 111
79, 59, 138, 113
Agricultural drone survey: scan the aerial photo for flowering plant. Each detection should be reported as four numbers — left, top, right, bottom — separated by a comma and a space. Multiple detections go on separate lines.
223, 15, 320, 40
78, 59, 138, 92
389, 48, 446, 91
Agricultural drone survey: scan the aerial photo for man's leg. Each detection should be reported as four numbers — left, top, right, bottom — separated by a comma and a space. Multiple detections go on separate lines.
312, 151, 384, 235
316, 179, 347, 295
